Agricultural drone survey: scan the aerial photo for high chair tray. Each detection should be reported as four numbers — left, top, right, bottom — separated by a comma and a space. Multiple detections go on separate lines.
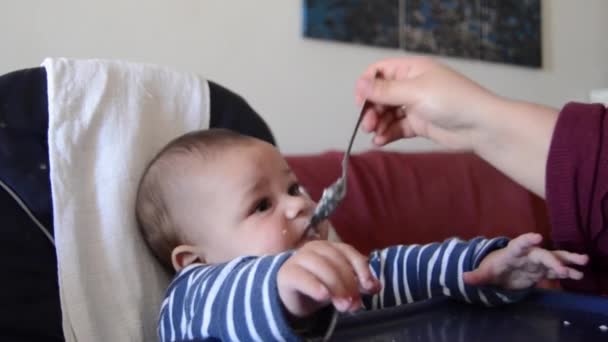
323, 289, 608, 341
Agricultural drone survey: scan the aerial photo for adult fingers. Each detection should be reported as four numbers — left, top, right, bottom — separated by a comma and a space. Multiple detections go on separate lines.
356, 77, 419, 108
361, 107, 379, 132
373, 121, 412, 146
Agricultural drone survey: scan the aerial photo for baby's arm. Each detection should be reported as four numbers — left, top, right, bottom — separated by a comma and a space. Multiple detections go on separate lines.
158, 253, 301, 342
364, 234, 587, 310
364, 236, 520, 309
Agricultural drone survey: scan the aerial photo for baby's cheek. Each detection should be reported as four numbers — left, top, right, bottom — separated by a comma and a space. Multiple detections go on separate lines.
255, 233, 293, 254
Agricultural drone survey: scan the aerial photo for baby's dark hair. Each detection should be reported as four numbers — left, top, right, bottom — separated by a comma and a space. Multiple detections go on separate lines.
135, 128, 253, 271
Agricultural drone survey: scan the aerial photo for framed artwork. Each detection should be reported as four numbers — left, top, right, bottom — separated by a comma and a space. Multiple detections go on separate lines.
303, 0, 400, 48
303, 0, 542, 68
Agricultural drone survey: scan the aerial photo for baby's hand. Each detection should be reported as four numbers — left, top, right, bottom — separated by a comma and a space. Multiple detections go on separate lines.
463, 233, 588, 290
277, 241, 381, 318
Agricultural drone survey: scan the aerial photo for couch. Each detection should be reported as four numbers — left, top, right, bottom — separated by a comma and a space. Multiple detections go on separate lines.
288, 149, 558, 291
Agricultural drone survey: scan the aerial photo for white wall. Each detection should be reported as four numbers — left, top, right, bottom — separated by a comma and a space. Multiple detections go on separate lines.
1, 0, 607, 153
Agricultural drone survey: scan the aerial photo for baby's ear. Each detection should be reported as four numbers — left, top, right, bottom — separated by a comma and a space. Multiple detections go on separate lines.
171, 245, 204, 272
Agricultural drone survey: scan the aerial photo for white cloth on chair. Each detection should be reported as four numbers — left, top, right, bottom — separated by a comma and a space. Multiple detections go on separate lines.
43, 58, 210, 342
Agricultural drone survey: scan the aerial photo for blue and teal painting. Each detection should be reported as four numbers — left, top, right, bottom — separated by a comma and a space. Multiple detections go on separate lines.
302, 0, 399, 48
404, 0, 481, 59
480, 0, 541, 68
303, 0, 541, 68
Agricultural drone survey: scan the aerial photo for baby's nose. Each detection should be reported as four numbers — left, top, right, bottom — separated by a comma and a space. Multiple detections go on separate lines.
285, 196, 313, 219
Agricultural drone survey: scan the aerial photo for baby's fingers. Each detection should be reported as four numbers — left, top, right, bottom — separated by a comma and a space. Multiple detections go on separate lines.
563, 267, 584, 280
295, 251, 363, 312
282, 264, 330, 303
529, 248, 567, 277
537, 250, 588, 280
545, 267, 584, 280
552, 250, 589, 266
333, 243, 380, 294
277, 263, 332, 318
296, 252, 352, 298
508, 233, 543, 258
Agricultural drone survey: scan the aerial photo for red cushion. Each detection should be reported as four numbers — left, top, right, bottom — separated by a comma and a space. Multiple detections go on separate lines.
287, 150, 550, 255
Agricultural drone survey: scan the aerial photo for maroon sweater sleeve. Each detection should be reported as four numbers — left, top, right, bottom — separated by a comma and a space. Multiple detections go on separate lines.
546, 102, 608, 294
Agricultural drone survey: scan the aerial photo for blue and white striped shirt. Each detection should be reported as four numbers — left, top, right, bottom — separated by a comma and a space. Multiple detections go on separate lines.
159, 237, 526, 341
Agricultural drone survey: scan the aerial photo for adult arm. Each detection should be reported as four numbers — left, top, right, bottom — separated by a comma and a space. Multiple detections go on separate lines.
546, 102, 608, 294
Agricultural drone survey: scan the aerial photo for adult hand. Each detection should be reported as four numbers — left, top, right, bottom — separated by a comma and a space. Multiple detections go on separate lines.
355, 56, 502, 150
355, 56, 559, 197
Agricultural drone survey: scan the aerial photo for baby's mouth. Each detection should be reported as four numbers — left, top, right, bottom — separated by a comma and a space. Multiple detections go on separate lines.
304, 226, 321, 240
298, 222, 322, 245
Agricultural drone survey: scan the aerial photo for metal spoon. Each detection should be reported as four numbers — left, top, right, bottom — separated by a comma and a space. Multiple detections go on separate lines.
305, 99, 369, 234
311, 102, 368, 342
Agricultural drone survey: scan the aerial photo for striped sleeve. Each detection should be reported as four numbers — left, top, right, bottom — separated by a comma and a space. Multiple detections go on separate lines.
363, 237, 529, 310
158, 252, 302, 342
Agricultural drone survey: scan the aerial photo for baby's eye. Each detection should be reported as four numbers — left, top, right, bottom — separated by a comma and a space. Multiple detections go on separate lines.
254, 198, 272, 213
288, 183, 302, 196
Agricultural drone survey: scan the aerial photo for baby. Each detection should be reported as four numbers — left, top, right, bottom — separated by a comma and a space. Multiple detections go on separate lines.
135, 129, 587, 341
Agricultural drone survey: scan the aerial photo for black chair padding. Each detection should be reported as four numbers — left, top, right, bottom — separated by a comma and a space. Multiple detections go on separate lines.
0, 67, 62, 341
208, 80, 276, 145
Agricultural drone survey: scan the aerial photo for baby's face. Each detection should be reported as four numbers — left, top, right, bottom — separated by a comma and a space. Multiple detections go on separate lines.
174, 140, 329, 265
